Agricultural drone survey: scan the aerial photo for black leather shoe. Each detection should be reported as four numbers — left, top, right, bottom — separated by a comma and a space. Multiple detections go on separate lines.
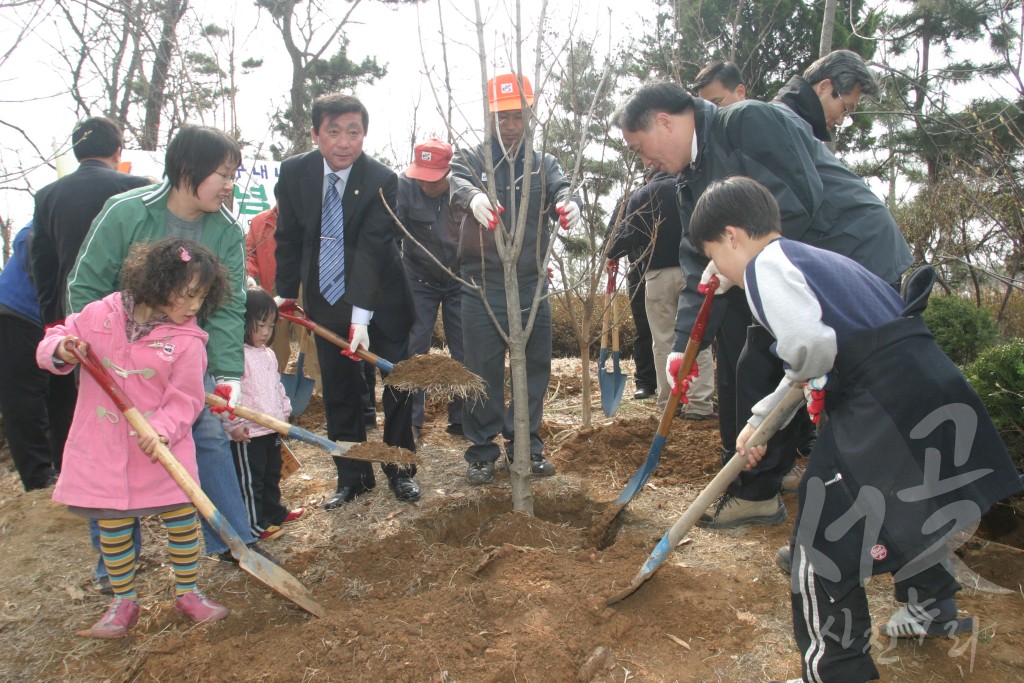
632, 385, 656, 400
389, 475, 421, 502
445, 423, 464, 436
324, 485, 371, 510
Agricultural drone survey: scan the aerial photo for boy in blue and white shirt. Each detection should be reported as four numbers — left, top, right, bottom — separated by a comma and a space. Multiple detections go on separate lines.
687, 176, 1020, 683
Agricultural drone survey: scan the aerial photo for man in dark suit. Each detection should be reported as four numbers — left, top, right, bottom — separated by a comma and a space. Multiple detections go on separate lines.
274, 93, 419, 508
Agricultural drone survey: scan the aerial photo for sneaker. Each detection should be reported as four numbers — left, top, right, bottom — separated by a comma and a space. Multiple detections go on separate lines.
467, 461, 495, 485
81, 597, 139, 639
696, 493, 787, 529
258, 525, 284, 541
175, 589, 229, 623
782, 464, 805, 493
282, 508, 306, 525
682, 408, 718, 422
881, 598, 973, 638
776, 546, 792, 574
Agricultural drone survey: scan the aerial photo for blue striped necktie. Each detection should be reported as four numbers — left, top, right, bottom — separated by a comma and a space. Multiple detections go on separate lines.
319, 172, 346, 304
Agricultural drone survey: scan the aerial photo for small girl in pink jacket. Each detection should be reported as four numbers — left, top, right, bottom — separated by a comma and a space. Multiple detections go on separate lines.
224, 287, 305, 541
38, 238, 230, 639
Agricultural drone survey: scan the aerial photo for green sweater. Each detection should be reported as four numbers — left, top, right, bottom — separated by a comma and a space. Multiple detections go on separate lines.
66, 180, 247, 382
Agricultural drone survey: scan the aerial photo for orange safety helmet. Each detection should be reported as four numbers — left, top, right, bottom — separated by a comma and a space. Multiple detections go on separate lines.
488, 73, 535, 112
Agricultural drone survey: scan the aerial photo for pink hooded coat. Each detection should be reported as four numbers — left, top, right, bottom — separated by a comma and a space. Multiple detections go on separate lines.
37, 292, 208, 511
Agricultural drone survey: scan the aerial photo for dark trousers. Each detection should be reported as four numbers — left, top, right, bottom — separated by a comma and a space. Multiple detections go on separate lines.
230, 433, 288, 533
790, 541, 960, 682
713, 288, 751, 458
314, 323, 416, 489
0, 315, 74, 490
627, 268, 656, 390
726, 324, 805, 500
407, 277, 464, 429
461, 289, 551, 463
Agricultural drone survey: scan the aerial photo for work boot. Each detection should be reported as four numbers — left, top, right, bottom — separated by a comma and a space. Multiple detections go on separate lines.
467, 461, 495, 485
529, 453, 556, 476
696, 493, 786, 529
776, 546, 792, 574
881, 598, 973, 638
81, 597, 140, 639
782, 464, 805, 493
175, 589, 229, 623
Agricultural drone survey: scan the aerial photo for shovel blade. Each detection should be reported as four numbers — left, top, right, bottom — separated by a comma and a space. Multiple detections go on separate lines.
235, 545, 325, 617
281, 353, 316, 418
614, 434, 666, 506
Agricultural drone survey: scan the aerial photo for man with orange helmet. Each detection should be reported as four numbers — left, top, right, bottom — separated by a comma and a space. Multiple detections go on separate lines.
449, 72, 581, 485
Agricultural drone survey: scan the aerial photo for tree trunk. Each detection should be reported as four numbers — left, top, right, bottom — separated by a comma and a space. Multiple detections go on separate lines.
819, 0, 837, 56
505, 272, 535, 515
140, 0, 188, 150
579, 340, 592, 428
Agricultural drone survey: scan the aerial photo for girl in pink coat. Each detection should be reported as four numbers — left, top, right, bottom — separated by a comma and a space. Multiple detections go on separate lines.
38, 238, 230, 639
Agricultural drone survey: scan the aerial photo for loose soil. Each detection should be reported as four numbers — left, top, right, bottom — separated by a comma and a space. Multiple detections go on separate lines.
1, 357, 1022, 682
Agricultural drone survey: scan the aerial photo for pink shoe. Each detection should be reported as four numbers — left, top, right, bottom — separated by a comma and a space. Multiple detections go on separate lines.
175, 589, 229, 623
80, 597, 140, 639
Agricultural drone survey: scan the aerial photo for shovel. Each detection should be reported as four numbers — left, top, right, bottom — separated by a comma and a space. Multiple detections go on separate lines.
599, 260, 627, 417
611, 275, 720, 511
66, 340, 325, 617
606, 383, 805, 606
277, 302, 484, 399
279, 350, 315, 418
205, 392, 419, 465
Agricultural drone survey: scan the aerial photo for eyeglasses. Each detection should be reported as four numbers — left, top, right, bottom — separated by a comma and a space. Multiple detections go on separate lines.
214, 171, 236, 183
832, 89, 857, 127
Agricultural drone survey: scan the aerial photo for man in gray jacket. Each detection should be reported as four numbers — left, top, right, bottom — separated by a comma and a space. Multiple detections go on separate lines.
449, 73, 581, 485
613, 82, 912, 528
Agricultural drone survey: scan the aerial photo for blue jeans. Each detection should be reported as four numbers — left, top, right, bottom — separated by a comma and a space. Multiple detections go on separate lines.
194, 374, 257, 553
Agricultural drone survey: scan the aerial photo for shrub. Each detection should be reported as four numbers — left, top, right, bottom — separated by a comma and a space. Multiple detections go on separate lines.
966, 339, 1024, 469
923, 295, 1001, 366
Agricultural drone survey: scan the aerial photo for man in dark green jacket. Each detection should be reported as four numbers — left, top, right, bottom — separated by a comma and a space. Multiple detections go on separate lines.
612, 82, 912, 528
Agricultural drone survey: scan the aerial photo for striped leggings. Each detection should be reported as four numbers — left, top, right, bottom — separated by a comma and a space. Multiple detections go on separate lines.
97, 506, 200, 599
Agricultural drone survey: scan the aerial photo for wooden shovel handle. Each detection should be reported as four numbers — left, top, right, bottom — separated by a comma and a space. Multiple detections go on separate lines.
277, 303, 391, 371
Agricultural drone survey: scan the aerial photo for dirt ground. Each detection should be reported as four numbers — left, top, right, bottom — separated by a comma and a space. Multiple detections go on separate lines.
1, 356, 1023, 682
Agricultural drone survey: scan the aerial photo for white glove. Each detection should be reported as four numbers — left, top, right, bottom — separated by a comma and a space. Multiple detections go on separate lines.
214, 379, 242, 409
556, 199, 580, 231
273, 296, 295, 308
469, 193, 503, 230
246, 276, 258, 289
342, 323, 370, 360
698, 261, 735, 295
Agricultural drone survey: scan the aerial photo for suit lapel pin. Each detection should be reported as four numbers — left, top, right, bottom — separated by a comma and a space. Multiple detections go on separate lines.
354, 189, 360, 196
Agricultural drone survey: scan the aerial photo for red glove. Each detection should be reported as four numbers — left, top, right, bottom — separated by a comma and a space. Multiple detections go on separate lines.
804, 375, 828, 424
210, 383, 235, 416
666, 354, 699, 402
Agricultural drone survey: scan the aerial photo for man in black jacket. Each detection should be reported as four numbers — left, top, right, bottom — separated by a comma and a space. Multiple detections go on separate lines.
275, 93, 419, 508
773, 49, 879, 143
612, 82, 912, 528
31, 117, 150, 327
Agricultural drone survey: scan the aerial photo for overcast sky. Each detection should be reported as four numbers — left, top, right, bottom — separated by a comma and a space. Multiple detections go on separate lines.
0, 0, 647, 230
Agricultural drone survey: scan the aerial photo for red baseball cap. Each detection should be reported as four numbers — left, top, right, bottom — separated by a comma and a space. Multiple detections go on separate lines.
406, 138, 453, 182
